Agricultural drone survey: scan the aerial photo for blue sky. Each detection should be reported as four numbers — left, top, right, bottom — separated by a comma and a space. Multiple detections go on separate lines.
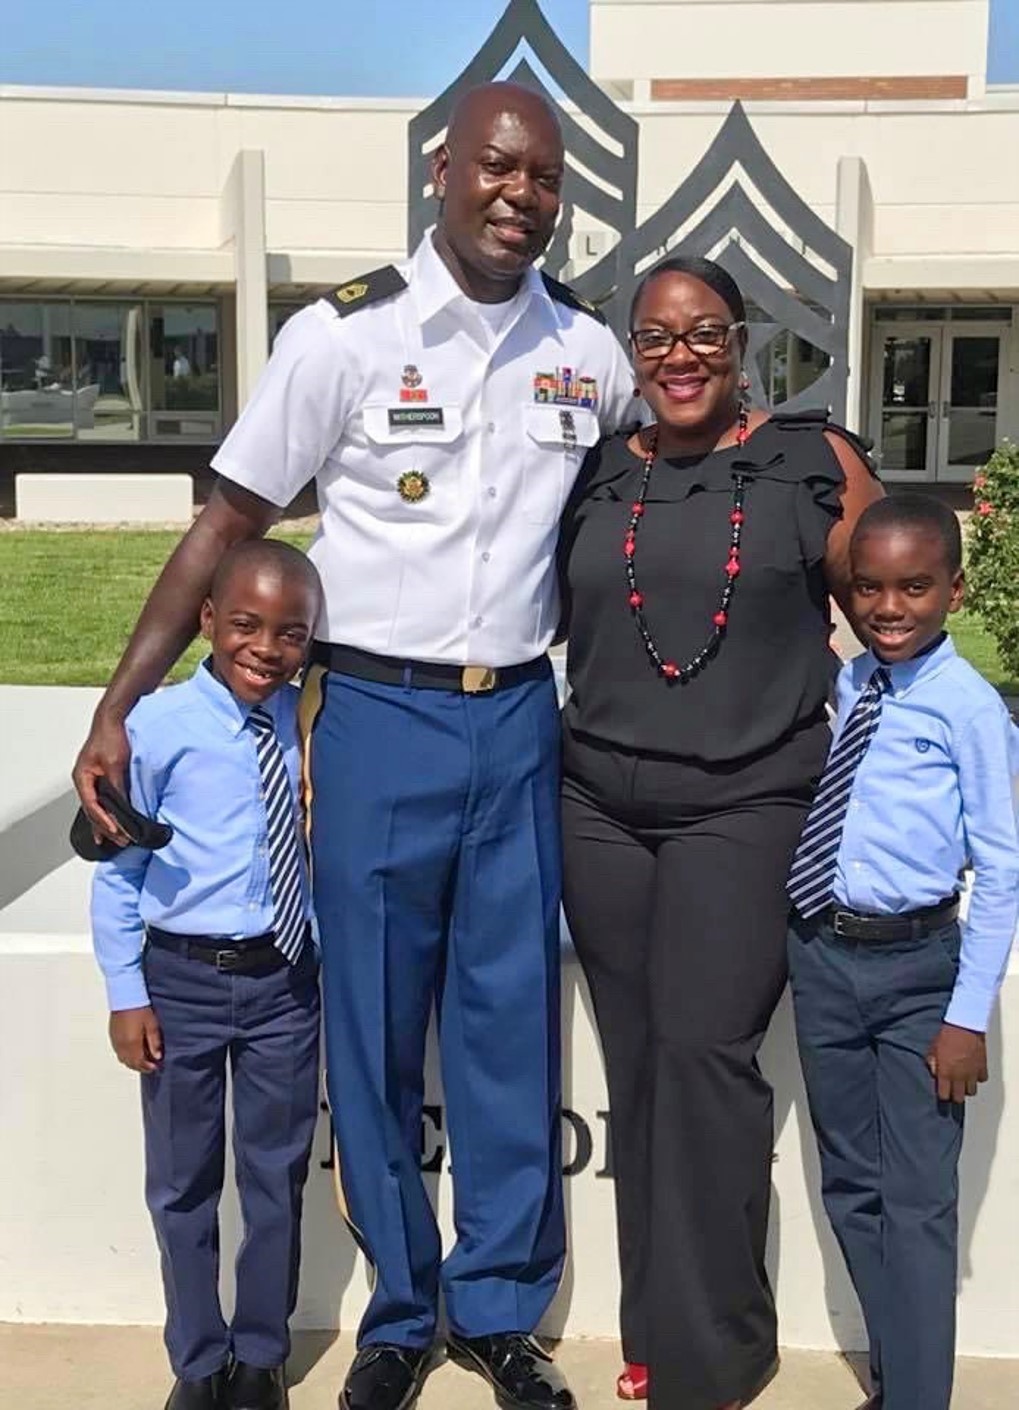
0, 0, 1015, 93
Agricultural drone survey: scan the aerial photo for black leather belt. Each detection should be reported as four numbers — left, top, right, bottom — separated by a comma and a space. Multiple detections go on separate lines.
146, 925, 291, 974
311, 642, 550, 694
819, 895, 959, 942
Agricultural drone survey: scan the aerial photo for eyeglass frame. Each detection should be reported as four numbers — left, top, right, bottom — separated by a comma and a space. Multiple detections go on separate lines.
629, 320, 747, 360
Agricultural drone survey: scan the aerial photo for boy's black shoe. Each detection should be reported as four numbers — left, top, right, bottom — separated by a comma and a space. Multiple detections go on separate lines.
226, 1362, 288, 1410
446, 1334, 576, 1410
164, 1372, 227, 1410
340, 1344, 430, 1410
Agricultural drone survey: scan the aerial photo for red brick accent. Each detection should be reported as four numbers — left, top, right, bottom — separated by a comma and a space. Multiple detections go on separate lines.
650, 75, 968, 101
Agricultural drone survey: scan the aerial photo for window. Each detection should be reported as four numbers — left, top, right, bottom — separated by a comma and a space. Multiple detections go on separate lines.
148, 304, 220, 438
0, 298, 222, 442
749, 309, 830, 407
0, 302, 75, 437
73, 303, 143, 441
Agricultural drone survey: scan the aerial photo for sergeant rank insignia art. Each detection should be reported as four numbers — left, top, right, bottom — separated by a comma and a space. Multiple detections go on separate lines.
397, 470, 431, 504
334, 281, 369, 305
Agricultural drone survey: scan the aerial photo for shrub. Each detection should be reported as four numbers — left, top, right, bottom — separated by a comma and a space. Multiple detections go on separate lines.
966, 440, 1019, 680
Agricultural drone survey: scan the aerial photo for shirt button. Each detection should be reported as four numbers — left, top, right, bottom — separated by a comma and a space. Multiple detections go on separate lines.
471, 615, 484, 628
481, 551, 491, 562
486, 421, 496, 434
487, 486, 497, 498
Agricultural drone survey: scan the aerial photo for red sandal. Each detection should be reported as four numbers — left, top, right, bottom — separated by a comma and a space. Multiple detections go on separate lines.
617, 1363, 649, 1400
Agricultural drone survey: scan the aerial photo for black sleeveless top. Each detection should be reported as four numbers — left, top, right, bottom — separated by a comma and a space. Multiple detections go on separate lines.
559, 413, 876, 764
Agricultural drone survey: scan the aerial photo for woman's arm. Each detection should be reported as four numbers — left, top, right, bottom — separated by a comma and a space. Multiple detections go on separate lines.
822, 430, 884, 618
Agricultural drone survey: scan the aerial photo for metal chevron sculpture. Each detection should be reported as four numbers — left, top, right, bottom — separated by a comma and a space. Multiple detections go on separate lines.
407, 0, 851, 418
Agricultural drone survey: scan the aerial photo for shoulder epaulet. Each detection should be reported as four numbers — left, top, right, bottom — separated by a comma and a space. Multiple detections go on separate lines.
541, 273, 607, 325
772, 408, 876, 467
322, 266, 407, 317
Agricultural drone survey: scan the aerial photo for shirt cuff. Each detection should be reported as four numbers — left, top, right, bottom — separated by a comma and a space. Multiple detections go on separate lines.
105, 968, 150, 1012
943, 986, 994, 1033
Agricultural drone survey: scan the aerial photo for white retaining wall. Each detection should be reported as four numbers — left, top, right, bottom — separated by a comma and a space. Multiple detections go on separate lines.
2, 684, 1017, 1352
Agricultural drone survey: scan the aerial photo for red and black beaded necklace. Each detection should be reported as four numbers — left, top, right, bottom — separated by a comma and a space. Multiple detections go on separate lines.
623, 403, 750, 683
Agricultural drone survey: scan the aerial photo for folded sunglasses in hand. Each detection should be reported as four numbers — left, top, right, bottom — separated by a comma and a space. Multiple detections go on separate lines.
70, 777, 174, 862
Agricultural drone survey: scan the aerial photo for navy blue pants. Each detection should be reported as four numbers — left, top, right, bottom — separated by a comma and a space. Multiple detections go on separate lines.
306, 664, 564, 1348
788, 915, 964, 1410
141, 941, 321, 1380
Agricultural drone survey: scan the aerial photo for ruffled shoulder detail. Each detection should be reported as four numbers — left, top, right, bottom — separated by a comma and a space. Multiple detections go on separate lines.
573, 413, 876, 517
570, 427, 645, 501
742, 411, 879, 564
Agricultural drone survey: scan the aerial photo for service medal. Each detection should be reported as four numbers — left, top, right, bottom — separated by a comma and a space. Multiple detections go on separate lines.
397, 470, 430, 503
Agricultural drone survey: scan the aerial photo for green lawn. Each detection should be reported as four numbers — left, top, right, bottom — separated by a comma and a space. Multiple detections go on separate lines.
0, 528, 1016, 694
0, 529, 311, 687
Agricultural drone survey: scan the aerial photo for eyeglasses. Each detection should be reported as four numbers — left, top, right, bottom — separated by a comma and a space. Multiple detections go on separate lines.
630, 321, 746, 360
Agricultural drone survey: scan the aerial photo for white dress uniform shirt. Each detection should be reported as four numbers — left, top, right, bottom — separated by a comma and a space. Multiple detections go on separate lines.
212, 231, 637, 666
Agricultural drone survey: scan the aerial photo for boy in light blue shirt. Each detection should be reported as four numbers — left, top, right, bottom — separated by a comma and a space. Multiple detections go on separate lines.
91, 539, 322, 1410
787, 493, 1019, 1410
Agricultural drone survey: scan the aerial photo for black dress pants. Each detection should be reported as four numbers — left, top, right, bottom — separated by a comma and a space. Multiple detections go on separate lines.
561, 719, 827, 1410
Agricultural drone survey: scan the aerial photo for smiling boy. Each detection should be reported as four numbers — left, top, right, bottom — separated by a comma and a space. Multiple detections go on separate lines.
787, 493, 1019, 1410
91, 539, 323, 1410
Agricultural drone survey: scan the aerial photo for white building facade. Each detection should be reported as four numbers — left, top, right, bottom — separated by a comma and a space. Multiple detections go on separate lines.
0, 0, 1016, 492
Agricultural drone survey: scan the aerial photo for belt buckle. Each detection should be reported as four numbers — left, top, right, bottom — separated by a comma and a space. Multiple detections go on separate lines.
831, 909, 852, 938
462, 665, 497, 694
215, 948, 241, 972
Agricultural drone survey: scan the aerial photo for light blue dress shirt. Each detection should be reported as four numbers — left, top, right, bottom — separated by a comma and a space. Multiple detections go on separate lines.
833, 634, 1019, 1031
91, 661, 310, 1011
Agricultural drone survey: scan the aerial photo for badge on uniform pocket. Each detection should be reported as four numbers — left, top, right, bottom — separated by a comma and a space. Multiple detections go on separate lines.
397, 471, 430, 503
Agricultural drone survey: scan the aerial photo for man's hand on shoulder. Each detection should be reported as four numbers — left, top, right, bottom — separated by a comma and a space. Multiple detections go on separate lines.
73, 707, 132, 846
926, 1022, 988, 1103
109, 1006, 163, 1073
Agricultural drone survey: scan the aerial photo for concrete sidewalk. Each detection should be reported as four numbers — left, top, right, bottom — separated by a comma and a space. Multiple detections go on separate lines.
3, 1327, 1018, 1410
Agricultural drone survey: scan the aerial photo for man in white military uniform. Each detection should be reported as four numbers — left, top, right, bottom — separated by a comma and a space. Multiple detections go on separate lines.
74, 83, 635, 1410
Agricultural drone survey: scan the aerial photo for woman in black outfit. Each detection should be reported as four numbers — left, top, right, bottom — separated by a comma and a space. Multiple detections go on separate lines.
559, 256, 881, 1410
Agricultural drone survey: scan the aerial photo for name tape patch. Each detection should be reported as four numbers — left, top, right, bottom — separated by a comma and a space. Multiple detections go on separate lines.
388, 407, 445, 430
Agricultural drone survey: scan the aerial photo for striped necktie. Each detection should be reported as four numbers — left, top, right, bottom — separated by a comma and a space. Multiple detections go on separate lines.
248, 706, 306, 963
788, 666, 891, 920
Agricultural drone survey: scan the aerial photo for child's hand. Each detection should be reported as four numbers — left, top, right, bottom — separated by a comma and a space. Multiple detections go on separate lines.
109, 1007, 163, 1073
926, 1023, 988, 1103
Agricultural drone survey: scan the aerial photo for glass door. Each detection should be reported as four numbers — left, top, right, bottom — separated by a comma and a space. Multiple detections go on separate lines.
870, 327, 940, 480
937, 329, 1005, 482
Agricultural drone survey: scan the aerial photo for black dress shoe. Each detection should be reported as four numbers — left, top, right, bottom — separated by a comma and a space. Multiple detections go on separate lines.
165, 1373, 227, 1410
226, 1362, 288, 1410
340, 1345, 430, 1410
446, 1334, 575, 1410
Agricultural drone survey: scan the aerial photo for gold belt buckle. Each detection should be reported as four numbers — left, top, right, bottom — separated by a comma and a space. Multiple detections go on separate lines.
461, 665, 497, 694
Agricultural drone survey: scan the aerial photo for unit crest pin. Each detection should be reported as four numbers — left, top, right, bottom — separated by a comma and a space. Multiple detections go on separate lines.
397, 470, 430, 503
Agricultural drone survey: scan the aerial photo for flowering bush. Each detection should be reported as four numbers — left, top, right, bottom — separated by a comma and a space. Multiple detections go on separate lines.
966, 440, 1019, 680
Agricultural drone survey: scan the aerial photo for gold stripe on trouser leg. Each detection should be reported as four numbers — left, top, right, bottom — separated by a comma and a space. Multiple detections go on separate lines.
299, 662, 377, 1288
297, 662, 327, 859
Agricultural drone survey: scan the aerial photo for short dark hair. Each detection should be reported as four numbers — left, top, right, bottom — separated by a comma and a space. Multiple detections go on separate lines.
210, 538, 322, 604
629, 255, 747, 330
851, 493, 963, 575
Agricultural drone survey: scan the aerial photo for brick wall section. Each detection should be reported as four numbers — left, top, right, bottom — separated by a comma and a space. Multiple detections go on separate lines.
650, 76, 968, 101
